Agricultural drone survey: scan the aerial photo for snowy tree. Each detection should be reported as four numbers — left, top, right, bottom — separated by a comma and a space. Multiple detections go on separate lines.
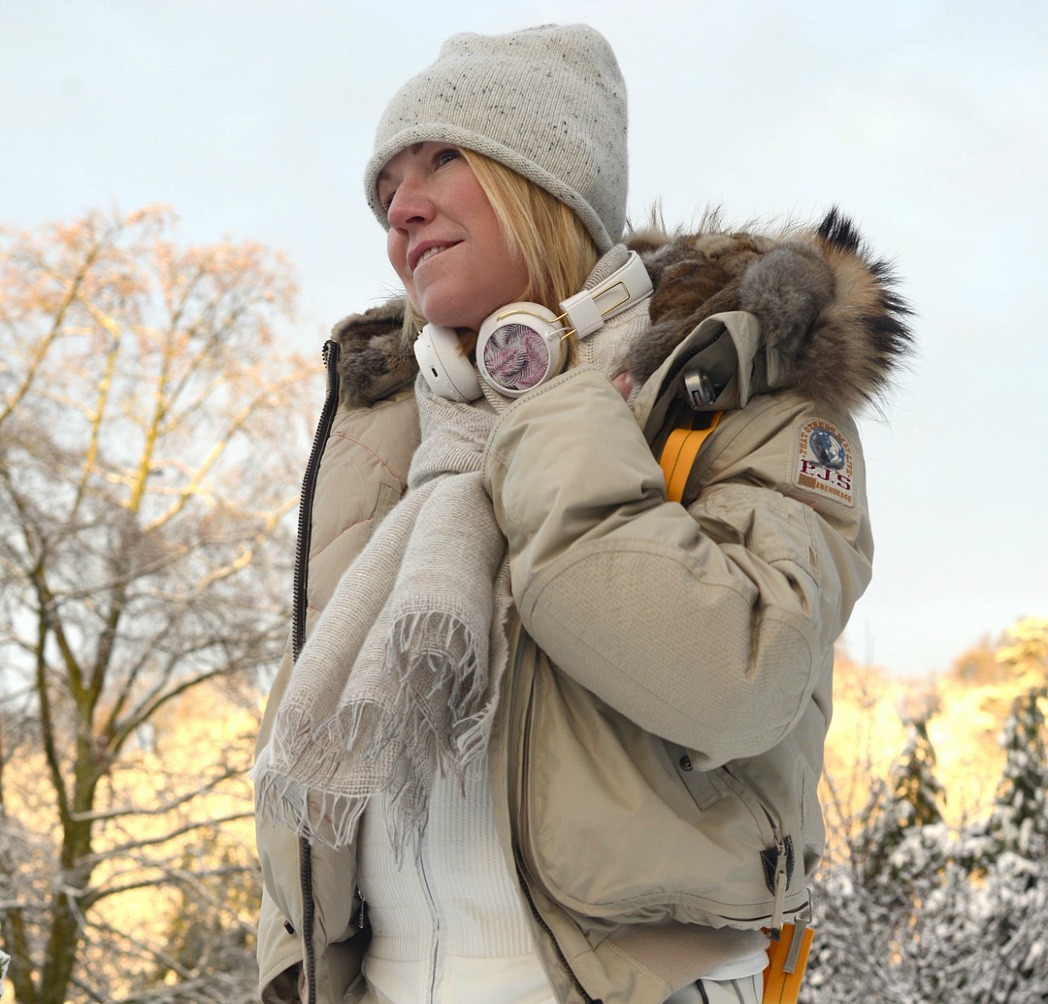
995, 617, 1048, 683
986, 687, 1047, 859
805, 695, 1048, 1002
852, 715, 945, 893
0, 207, 314, 1004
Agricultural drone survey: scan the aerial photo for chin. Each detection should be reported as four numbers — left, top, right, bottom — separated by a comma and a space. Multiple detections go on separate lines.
417, 293, 489, 336
424, 310, 483, 335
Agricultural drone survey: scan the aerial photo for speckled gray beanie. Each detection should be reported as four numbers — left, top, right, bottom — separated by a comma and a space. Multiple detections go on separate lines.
364, 24, 628, 253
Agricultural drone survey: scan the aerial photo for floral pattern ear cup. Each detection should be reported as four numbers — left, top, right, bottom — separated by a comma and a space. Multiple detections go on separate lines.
482, 323, 554, 393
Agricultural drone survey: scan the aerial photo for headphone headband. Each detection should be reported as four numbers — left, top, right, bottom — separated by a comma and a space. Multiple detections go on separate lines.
560, 251, 653, 338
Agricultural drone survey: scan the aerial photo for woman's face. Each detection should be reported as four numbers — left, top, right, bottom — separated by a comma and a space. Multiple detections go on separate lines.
379, 143, 529, 337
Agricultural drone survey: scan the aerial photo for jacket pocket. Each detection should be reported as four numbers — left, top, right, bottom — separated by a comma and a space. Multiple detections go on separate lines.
518, 658, 812, 929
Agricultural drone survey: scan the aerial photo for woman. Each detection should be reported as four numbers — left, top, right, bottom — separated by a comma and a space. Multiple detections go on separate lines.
253, 24, 911, 1004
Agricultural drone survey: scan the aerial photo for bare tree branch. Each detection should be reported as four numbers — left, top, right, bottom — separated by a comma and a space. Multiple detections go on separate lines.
0, 206, 311, 1004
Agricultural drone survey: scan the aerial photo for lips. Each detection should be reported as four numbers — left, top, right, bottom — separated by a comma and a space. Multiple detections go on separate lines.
409, 240, 459, 273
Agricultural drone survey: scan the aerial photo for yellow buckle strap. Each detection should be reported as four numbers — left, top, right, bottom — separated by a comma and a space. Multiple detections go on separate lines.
658, 412, 722, 503
762, 922, 814, 1004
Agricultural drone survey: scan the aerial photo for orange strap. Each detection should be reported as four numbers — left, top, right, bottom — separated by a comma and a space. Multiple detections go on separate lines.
658, 413, 722, 502
762, 923, 814, 1004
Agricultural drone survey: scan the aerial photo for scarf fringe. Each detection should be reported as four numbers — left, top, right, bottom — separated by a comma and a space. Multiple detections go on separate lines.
252, 609, 499, 855
387, 611, 493, 749
251, 745, 367, 850
380, 610, 494, 850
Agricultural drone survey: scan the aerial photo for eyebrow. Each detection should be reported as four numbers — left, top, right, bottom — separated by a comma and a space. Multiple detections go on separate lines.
377, 142, 429, 185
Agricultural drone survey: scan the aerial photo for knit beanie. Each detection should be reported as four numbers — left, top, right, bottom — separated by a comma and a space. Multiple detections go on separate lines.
364, 24, 628, 253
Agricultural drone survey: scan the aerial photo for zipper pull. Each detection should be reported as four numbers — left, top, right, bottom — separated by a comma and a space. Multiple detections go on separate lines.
357, 888, 368, 930
770, 840, 788, 939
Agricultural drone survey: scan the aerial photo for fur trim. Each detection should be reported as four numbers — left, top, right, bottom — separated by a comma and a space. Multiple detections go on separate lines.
331, 298, 416, 405
331, 210, 912, 412
804, 209, 914, 410
625, 208, 913, 411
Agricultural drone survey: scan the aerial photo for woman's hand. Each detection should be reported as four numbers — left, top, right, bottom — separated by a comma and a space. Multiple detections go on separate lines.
611, 369, 634, 400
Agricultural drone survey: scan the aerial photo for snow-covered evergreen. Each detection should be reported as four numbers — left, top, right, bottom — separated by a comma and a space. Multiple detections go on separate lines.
803, 691, 1048, 1002
986, 688, 1047, 858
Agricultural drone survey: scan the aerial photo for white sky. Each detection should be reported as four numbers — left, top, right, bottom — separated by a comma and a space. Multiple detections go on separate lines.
2, 0, 1046, 678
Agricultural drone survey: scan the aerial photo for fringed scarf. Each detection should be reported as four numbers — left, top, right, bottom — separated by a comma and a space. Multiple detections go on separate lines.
252, 245, 656, 858
252, 377, 513, 856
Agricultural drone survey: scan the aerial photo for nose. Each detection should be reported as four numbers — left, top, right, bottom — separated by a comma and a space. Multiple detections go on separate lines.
386, 175, 434, 231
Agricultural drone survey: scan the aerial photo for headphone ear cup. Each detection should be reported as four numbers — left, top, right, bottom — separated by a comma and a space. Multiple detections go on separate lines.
477, 302, 568, 397
414, 325, 483, 402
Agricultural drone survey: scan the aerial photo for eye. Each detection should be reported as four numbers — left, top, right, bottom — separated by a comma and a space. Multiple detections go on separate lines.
435, 147, 461, 168
378, 185, 396, 216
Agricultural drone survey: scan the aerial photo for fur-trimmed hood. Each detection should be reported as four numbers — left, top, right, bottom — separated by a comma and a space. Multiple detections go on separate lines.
331, 208, 912, 413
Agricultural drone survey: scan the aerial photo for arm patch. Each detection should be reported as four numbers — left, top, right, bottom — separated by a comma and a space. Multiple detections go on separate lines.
791, 419, 854, 508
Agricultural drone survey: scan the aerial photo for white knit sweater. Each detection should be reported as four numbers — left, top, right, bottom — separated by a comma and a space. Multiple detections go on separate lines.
355, 766, 555, 1004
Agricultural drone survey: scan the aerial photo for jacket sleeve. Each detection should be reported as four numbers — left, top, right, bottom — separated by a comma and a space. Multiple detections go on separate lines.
482, 367, 872, 768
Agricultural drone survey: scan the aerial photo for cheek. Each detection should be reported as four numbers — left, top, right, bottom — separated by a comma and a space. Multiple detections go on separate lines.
387, 233, 420, 314
387, 231, 410, 284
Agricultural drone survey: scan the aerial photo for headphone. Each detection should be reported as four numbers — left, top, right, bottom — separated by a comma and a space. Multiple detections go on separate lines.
413, 251, 653, 402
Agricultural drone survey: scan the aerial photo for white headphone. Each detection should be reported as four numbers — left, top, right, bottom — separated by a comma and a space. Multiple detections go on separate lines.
413, 251, 653, 402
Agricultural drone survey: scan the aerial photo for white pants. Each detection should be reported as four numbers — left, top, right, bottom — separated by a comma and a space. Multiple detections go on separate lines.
666, 973, 762, 1004
358, 971, 761, 1004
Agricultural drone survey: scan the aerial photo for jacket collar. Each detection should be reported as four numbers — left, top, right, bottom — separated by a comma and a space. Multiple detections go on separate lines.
332, 208, 912, 413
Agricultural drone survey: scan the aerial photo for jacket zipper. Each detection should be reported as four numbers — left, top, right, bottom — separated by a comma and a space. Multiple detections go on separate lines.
293, 339, 342, 1004
516, 865, 601, 1004
769, 830, 789, 938
718, 764, 796, 935
293, 339, 341, 662
518, 652, 602, 1004
299, 834, 317, 1004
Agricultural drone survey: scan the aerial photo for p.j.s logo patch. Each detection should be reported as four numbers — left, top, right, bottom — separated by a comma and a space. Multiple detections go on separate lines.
794, 419, 854, 507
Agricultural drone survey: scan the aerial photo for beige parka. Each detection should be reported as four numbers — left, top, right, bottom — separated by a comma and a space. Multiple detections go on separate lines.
254, 212, 912, 1003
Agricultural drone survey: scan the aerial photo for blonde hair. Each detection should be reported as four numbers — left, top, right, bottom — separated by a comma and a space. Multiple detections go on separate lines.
402, 150, 600, 339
